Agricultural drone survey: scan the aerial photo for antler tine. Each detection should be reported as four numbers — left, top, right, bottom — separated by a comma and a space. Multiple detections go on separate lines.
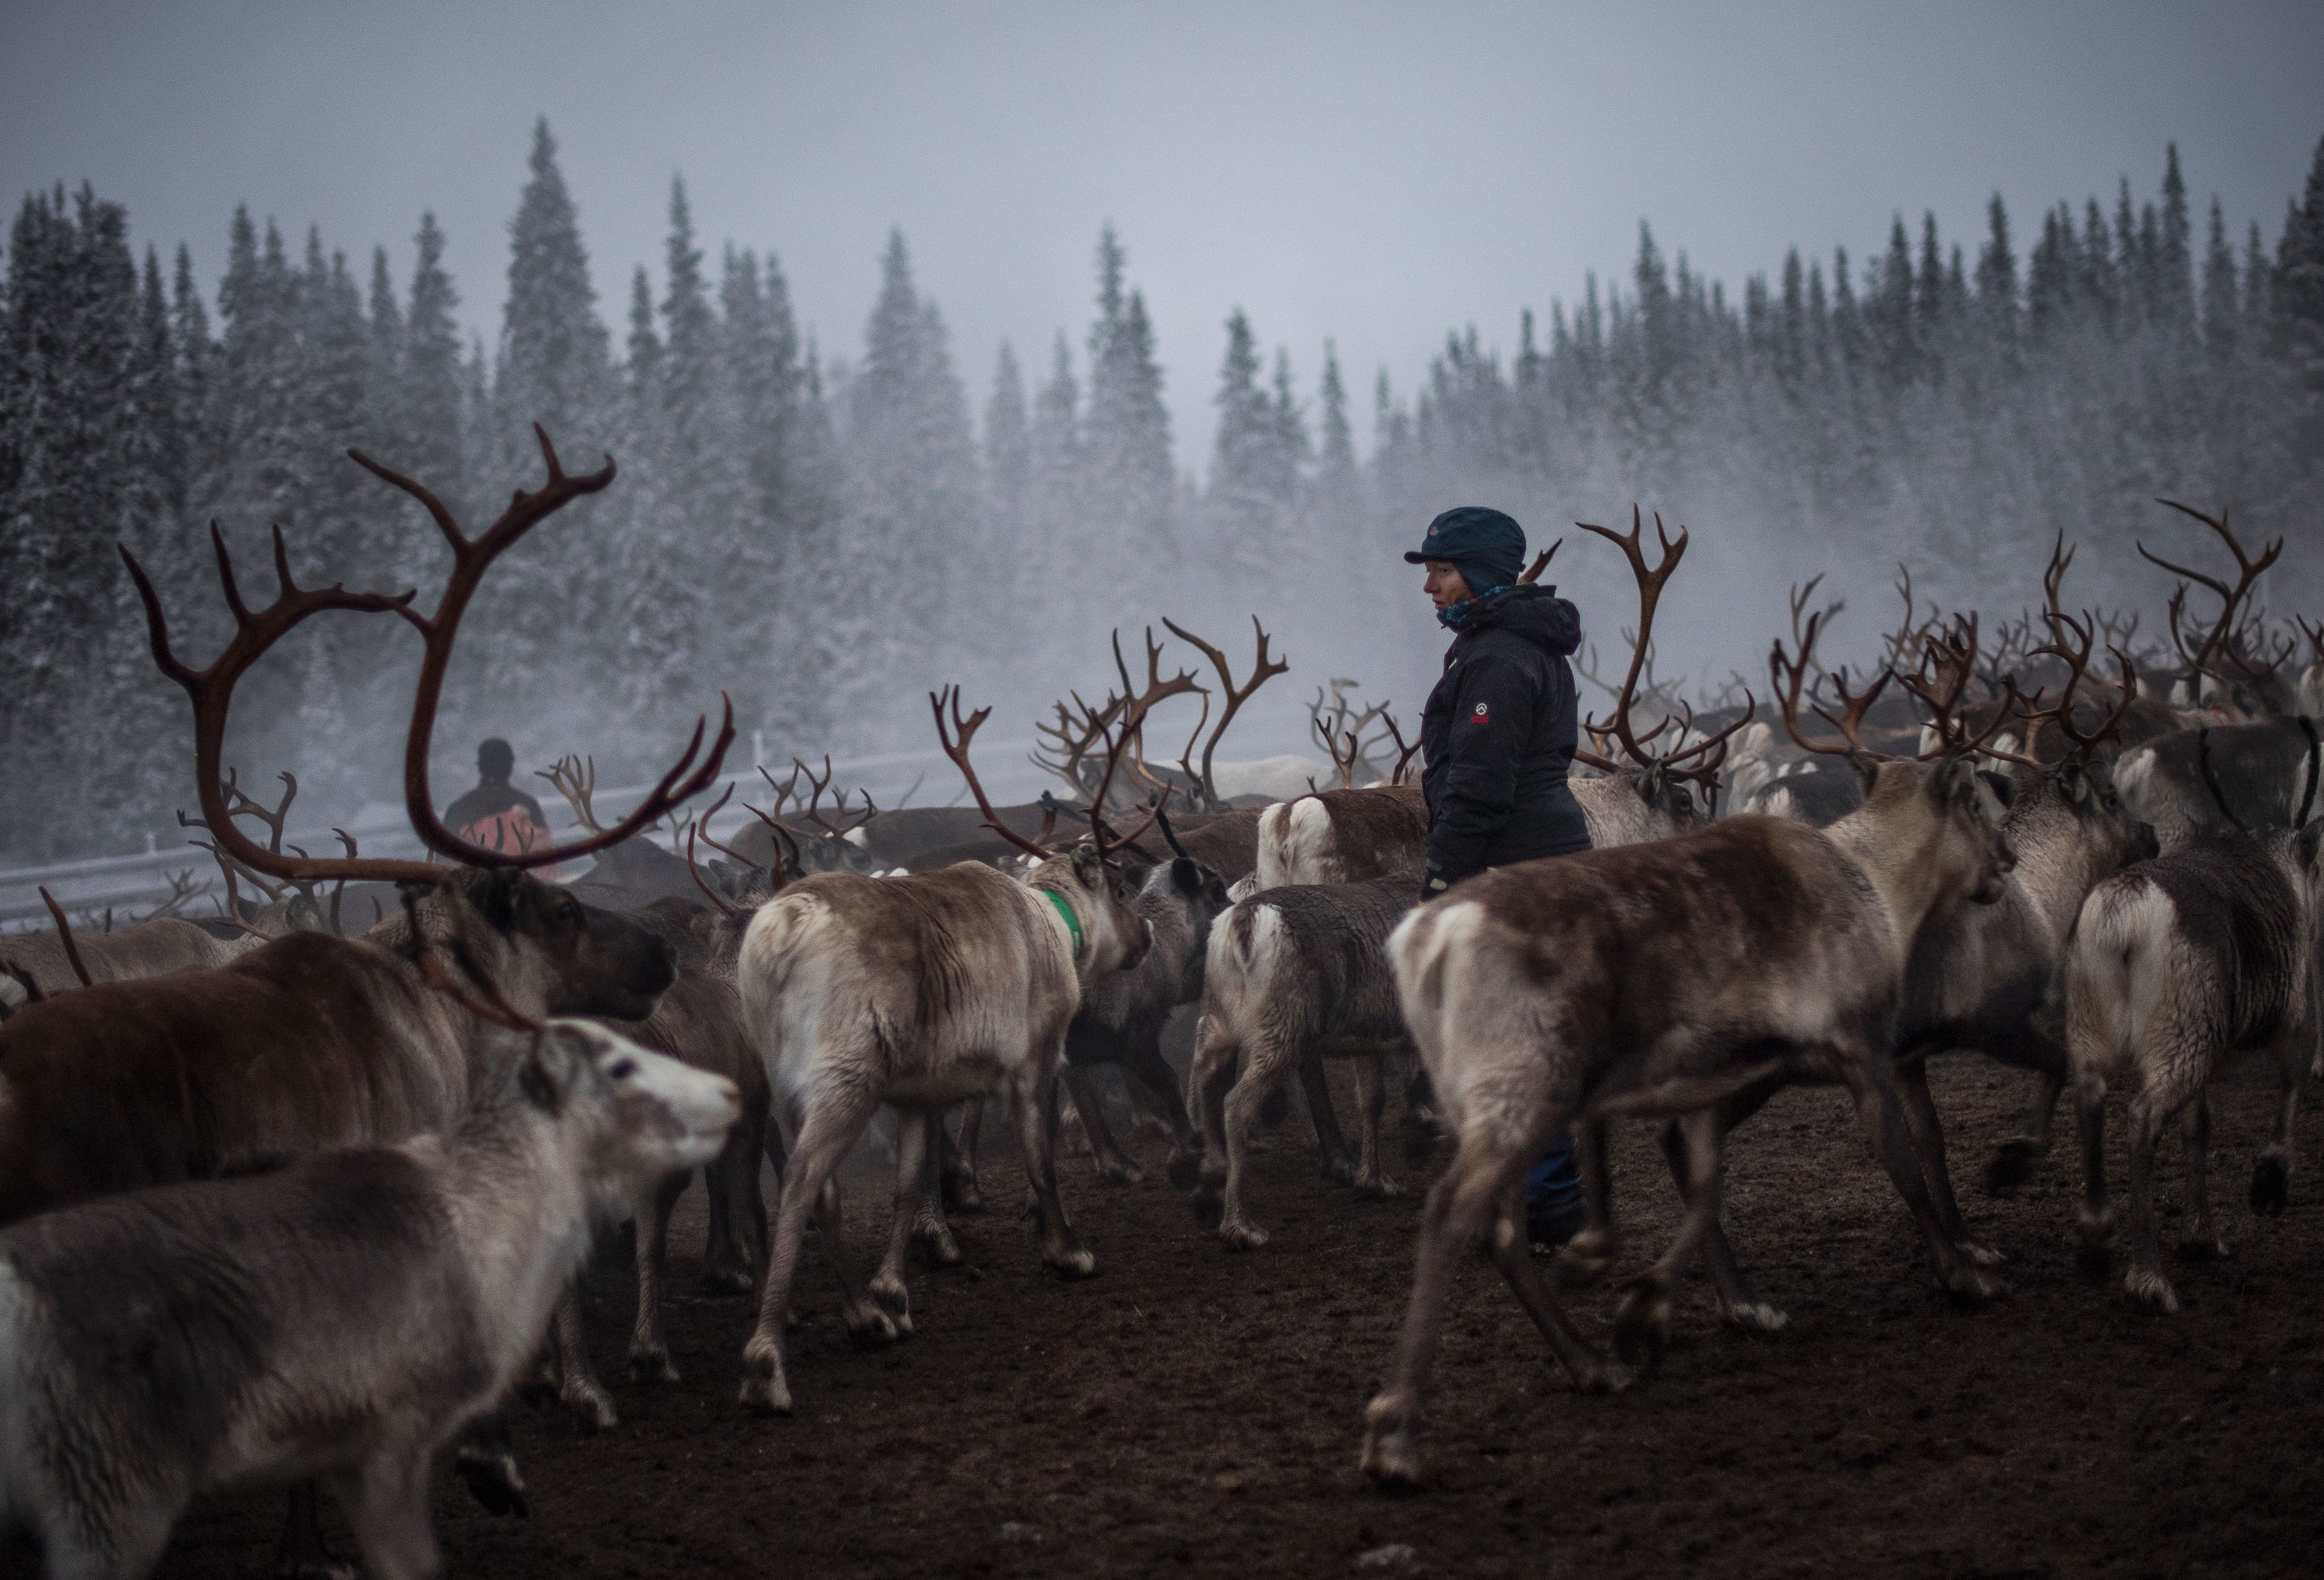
2140, 499, 2285, 685
1576, 505, 1689, 771
1161, 615, 1289, 809
681, 788, 744, 918
1663, 690, 1758, 784
931, 686, 1054, 860
1382, 714, 1422, 786
1517, 539, 1562, 585
1770, 611, 1893, 758
737, 797, 802, 885
535, 754, 603, 834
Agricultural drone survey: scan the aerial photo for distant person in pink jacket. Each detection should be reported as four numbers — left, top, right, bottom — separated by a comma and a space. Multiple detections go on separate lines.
442, 739, 559, 878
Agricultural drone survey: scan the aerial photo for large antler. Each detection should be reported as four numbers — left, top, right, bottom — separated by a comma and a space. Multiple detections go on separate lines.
125, 427, 732, 886
1575, 507, 1685, 766
1771, 608, 1894, 758
1160, 616, 1288, 809
2139, 498, 2286, 692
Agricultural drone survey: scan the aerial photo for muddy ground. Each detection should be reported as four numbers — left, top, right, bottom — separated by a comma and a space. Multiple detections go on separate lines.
153, 1055, 2324, 1579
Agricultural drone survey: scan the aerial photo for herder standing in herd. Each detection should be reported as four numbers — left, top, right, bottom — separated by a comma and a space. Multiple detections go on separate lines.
1408, 506, 1592, 1251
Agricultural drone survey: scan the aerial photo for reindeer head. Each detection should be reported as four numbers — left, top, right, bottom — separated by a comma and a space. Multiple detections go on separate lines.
521, 1019, 740, 1199
398, 868, 677, 1024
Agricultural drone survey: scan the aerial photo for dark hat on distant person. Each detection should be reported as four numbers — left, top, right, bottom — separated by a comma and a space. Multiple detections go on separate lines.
1404, 505, 1526, 599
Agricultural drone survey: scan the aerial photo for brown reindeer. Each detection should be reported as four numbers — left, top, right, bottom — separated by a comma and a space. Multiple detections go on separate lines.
732, 688, 1163, 1417
0, 428, 730, 1562
1358, 616, 2018, 1488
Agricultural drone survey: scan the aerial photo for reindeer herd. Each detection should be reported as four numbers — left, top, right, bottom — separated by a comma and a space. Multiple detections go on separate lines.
1, 430, 2320, 1575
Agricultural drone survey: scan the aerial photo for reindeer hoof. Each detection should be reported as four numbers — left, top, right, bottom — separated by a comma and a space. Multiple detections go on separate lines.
1720, 1301, 1790, 1336
912, 1220, 962, 1266
2176, 1235, 2231, 1263
1613, 1281, 1672, 1374
737, 1351, 794, 1416
1982, 1138, 2044, 1195
1551, 1230, 1615, 1288
1943, 1267, 2010, 1307
562, 1382, 618, 1433
1355, 1173, 1400, 1201
1100, 1161, 1146, 1187
1957, 1239, 2008, 1268
1359, 1396, 1425, 1490
627, 1346, 680, 1385
943, 1170, 983, 1213
1046, 1246, 1100, 1279
1567, 1352, 1634, 1395
1318, 1156, 1356, 1186
700, 1264, 755, 1296
1219, 1221, 1270, 1252
2251, 1156, 2289, 1217
273, 1556, 356, 1580
2124, 1264, 2181, 1313
1166, 1152, 1203, 1190
452, 1447, 529, 1519
845, 1306, 900, 1348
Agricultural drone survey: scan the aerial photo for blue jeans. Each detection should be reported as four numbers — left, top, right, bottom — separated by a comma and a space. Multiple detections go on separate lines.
1525, 1134, 1581, 1219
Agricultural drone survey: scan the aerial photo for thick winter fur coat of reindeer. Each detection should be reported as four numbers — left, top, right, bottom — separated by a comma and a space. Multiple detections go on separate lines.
2065, 825, 2324, 1312
0, 1020, 737, 1580
1358, 592, 2019, 1489
732, 691, 1159, 1417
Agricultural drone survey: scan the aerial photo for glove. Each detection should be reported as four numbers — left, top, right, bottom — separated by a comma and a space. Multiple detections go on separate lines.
1420, 870, 1453, 903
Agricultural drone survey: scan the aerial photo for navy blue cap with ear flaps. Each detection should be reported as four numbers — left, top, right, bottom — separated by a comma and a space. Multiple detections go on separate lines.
1405, 506, 1526, 608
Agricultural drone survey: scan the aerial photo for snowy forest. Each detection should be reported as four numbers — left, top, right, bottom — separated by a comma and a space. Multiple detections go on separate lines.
4, 120, 2322, 862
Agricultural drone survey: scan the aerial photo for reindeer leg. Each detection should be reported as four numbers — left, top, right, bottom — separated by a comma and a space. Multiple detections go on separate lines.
1552, 1117, 1620, 1288
1123, 1037, 1202, 1185
911, 1110, 963, 1266
1984, 1030, 2068, 1194
551, 1285, 617, 1430
1639, 1080, 1788, 1332
2120, 1085, 2184, 1311
2071, 1060, 2114, 1276
1894, 1054, 2001, 1265
1216, 1034, 1290, 1250
1186, 1016, 1236, 1216
868, 1110, 928, 1333
1299, 1049, 1356, 1184
741, 1087, 883, 1416
2250, 1024, 2305, 1217
1841, 1052, 2008, 1306
1363, 1114, 1599, 1490
1351, 1051, 1398, 1198
1400, 1059, 1440, 1167
628, 1171, 690, 1383
273, 1482, 353, 1580
947, 1100, 986, 1212
709, 1100, 769, 1293
2178, 1090, 2229, 1261
1483, 1173, 1627, 1390
1014, 1050, 1099, 1277
334, 1445, 439, 1580
1615, 1109, 1733, 1374
1064, 1062, 1143, 1184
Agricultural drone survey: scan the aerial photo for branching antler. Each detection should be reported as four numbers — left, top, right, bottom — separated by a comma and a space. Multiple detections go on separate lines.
1160, 616, 1288, 810
1772, 610, 1894, 758
124, 427, 732, 886
2139, 498, 2286, 694
536, 755, 602, 833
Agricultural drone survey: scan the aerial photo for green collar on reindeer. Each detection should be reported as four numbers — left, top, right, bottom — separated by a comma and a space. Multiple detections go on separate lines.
1040, 888, 1085, 962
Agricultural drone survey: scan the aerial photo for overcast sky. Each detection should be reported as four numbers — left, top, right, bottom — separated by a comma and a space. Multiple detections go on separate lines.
7, 0, 2321, 472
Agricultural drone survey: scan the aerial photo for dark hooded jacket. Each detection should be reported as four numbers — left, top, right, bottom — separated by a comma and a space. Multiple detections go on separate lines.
1420, 584, 1590, 886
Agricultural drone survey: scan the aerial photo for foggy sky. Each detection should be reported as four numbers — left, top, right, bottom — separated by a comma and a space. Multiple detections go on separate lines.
6, 0, 2322, 472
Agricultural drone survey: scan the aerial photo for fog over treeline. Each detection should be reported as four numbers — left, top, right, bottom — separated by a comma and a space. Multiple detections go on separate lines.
5, 120, 2323, 862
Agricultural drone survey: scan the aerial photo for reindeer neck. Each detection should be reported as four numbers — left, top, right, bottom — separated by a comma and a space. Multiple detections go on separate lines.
2000, 802, 2095, 945
1826, 800, 1957, 954
433, 1104, 599, 1373
1026, 876, 1092, 977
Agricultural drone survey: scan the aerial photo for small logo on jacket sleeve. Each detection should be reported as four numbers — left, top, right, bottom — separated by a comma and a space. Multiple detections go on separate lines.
1469, 702, 1490, 723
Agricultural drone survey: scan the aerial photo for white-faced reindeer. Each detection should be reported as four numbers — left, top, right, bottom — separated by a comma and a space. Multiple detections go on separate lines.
0, 1018, 737, 1580
2066, 817, 2323, 1313
732, 688, 1165, 1417
1359, 565, 2018, 1489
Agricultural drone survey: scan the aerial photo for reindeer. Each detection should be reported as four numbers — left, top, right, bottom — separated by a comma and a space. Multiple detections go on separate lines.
1358, 601, 2018, 1489
2139, 497, 2297, 719
732, 688, 1163, 1417
0, 429, 730, 1560
2065, 820, 2323, 1313
0, 1018, 738, 1580
0, 908, 253, 1008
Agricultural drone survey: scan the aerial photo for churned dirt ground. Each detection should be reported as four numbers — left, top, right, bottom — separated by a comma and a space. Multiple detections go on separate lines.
154, 1055, 2324, 1580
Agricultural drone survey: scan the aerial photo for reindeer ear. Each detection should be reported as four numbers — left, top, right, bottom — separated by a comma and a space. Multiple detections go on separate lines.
517, 1030, 566, 1113
1848, 751, 1882, 798
1171, 856, 1202, 896
1976, 769, 2017, 811
1637, 765, 1665, 804
2055, 760, 2090, 806
2294, 819, 2324, 874
1070, 842, 1105, 888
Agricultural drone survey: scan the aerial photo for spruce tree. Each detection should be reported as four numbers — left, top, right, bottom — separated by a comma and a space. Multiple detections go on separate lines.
498, 119, 610, 454
984, 341, 1031, 514
1316, 339, 1355, 479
